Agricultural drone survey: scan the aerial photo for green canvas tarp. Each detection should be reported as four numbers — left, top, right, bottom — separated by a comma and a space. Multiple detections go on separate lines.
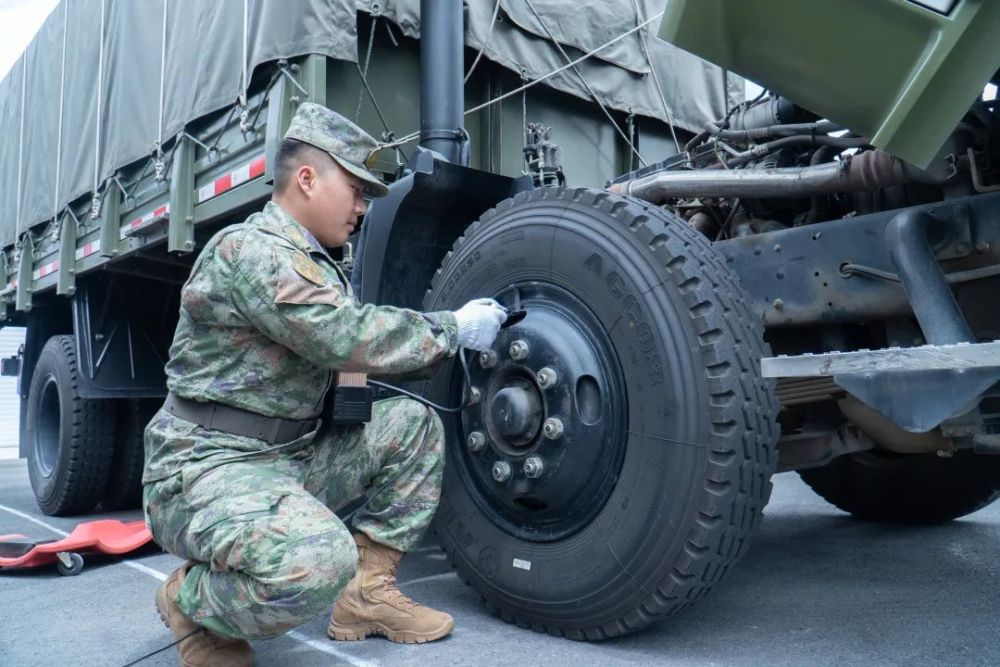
0, 0, 740, 249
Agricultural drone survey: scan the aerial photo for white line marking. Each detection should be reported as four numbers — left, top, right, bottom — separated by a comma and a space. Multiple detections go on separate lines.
0, 503, 375, 666
287, 630, 379, 667
125, 559, 168, 581
402, 572, 456, 586
0, 503, 70, 536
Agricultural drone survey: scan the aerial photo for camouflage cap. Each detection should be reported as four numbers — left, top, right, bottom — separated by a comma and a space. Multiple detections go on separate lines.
283, 102, 389, 197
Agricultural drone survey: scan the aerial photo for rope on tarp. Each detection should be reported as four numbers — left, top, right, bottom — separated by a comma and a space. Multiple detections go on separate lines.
464, 0, 502, 83
521, 68, 529, 173
155, 0, 168, 180
522, 0, 646, 168
355, 4, 381, 122
629, 0, 681, 154
376, 11, 665, 153
54, 0, 68, 223
91, 0, 107, 219
16, 54, 26, 234
239, 0, 251, 135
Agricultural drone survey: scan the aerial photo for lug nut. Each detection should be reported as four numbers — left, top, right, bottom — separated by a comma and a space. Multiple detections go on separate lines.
468, 387, 482, 404
467, 431, 486, 453
536, 367, 557, 389
492, 460, 512, 482
479, 350, 498, 369
542, 417, 564, 439
523, 456, 544, 478
509, 340, 529, 361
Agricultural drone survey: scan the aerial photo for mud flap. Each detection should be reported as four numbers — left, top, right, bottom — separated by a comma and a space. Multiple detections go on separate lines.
352, 147, 532, 308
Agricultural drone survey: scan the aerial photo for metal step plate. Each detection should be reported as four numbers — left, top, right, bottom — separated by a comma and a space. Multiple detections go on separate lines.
761, 341, 1000, 378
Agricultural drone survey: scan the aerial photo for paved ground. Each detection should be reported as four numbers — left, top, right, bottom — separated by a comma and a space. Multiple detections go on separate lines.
1, 459, 997, 667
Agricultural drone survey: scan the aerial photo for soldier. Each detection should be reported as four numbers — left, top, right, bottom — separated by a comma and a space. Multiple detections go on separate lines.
143, 102, 507, 666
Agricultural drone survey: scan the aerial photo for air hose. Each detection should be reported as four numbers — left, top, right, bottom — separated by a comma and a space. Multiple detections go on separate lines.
367, 309, 527, 413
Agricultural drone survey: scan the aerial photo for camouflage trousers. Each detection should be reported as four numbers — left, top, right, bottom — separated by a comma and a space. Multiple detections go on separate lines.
142, 397, 444, 640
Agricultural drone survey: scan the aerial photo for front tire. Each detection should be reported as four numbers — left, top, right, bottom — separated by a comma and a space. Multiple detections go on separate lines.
26, 336, 115, 516
424, 188, 778, 638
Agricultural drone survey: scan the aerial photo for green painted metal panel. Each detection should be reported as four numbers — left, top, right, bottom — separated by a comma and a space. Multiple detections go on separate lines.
659, 0, 1000, 167
57, 214, 76, 297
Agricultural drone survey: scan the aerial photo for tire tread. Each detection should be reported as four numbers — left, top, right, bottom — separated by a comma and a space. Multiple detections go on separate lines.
426, 187, 779, 639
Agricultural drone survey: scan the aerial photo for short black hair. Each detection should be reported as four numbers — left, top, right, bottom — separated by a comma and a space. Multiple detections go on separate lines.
273, 138, 332, 193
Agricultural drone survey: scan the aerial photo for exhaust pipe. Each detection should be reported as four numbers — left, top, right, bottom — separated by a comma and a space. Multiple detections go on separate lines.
420, 0, 466, 165
608, 151, 939, 202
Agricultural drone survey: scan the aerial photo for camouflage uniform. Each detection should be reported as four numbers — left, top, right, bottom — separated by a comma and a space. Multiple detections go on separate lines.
143, 107, 458, 640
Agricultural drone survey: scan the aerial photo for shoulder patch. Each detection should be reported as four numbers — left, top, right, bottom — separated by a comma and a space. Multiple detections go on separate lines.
293, 253, 327, 286
284, 225, 308, 249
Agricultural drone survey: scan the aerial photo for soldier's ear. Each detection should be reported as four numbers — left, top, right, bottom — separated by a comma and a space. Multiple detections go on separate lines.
295, 164, 317, 197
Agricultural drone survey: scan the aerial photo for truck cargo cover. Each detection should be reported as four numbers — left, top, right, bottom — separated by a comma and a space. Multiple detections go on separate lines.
0, 0, 739, 249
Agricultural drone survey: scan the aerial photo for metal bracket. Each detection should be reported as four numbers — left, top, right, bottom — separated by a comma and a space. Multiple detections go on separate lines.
57, 212, 77, 296
99, 184, 121, 258
168, 135, 195, 253
834, 367, 1000, 433
15, 236, 33, 312
72, 274, 167, 398
762, 341, 1000, 432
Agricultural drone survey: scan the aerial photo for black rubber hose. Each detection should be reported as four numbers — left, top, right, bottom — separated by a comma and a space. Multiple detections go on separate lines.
725, 135, 869, 167
714, 119, 842, 143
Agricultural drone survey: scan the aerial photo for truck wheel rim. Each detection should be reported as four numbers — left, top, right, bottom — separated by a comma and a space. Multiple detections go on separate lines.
455, 281, 628, 543
35, 375, 61, 478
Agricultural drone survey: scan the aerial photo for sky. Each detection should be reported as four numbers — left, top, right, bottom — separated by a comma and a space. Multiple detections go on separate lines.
0, 0, 60, 81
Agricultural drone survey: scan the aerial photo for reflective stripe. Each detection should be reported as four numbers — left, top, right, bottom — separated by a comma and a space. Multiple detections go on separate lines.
32, 261, 60, 280
121, 204, 170, 239
75, 241, 101, 260
197, 155, 266, 203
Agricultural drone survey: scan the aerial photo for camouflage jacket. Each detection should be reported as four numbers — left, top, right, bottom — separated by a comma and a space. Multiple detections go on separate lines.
143, 201, 458, 483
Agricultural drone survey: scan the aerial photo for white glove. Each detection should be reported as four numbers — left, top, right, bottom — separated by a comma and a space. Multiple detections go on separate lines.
453, 298, 508, 351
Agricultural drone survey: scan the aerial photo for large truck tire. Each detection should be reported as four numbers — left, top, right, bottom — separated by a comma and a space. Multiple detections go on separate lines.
423, 187, 778, 639
25, 335, 115, 516
799, 450, 1000, 523
101, 398, 159, 510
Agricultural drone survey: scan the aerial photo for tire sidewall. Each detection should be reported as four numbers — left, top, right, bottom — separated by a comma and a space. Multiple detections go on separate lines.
425, 190, 719, 624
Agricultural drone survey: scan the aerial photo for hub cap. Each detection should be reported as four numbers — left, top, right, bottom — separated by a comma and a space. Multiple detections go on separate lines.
35, 376, 61, 478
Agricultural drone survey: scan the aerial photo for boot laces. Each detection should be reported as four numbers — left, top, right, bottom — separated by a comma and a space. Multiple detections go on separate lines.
378, 562, 418, 610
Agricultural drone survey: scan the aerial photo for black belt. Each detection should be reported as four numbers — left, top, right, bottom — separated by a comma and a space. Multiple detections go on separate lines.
163, 392, 318, 445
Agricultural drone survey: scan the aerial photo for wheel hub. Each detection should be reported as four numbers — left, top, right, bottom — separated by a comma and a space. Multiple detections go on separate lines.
489, 382, 542, 445
455, 282, 627, 543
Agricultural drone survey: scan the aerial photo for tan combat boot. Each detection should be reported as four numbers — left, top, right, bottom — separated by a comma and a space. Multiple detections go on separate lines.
155, 561, 254, 667
328, 533, 454, 644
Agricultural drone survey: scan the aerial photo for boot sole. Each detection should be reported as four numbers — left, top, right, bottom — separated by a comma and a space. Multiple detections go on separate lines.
327, 616, 454, 644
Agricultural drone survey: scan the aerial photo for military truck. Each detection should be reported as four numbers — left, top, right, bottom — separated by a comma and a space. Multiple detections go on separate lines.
2, 0, 998, 642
